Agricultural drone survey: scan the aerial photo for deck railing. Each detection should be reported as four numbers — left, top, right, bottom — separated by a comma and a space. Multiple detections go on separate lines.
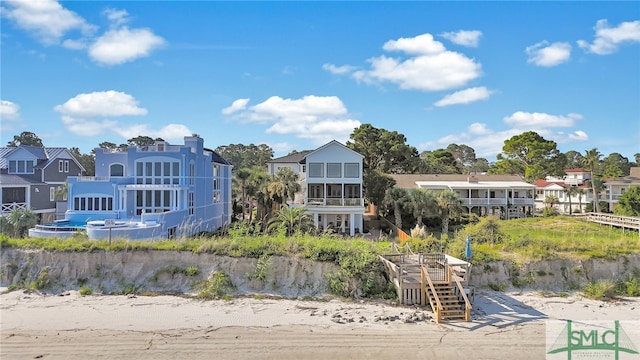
1, 202, 27, 214
574, 212, 640, 231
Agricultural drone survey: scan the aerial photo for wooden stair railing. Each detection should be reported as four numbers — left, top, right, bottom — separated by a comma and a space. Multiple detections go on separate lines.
421, 265, 443, 323
448, 265, 472, 322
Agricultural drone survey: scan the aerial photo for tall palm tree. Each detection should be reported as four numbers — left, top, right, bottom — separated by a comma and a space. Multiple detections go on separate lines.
246, 167, 270, 223
436, 189, 462, 236
408, 188, 435, 227
576, 187, 585, 213
233, 168, 252, 220
583, 148, 602, 213
267, 205, 314, 236
384, 188, 410, 229
563, 186, 578, 215
267, 167, 301, 209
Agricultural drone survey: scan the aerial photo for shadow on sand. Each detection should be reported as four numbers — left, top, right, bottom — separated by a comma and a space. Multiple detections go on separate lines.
445, 289, 548, 331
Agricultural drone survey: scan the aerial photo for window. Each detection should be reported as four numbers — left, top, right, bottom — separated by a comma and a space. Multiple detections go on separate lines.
110, 164, 124, 177
189, 162, 195, 185
58, 160, 69, 173
308, 163, 323, 178
9, 160, 34, 174
72, 196, 114, 211
344, 163, 359, 178
50, 187, 56, 201
188, 192, 195, 215
327, 163, 341, 178
135, 161, 180, 185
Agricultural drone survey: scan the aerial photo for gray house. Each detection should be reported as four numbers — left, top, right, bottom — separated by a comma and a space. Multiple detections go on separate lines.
0, 146, 85, 223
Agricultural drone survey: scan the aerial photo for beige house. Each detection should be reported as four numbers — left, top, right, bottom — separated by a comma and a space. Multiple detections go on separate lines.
390, 174, 536, 219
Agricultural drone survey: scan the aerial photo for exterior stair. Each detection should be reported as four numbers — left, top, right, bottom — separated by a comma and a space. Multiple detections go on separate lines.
425, 282, 466, 321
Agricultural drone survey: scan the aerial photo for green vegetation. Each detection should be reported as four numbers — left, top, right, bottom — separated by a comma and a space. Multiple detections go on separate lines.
79, 286, 93, 295
2, 216, 639, 298
195, 271, 235, 300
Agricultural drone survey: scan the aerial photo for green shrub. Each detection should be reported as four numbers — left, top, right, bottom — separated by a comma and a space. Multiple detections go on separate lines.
195, 271, 235, 300
79, 286, 93, 296
29, 266, 52, 290
583, 280, 616, 299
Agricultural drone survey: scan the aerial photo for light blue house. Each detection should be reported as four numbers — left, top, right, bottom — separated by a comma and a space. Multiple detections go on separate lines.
29, 135, 232, 240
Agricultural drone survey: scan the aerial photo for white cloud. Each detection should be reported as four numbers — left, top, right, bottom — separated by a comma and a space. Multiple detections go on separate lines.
88, 27, 165, 65
503, 111, 582, 128
0, 100, 20, 121
113, 123, 193, 144
222, 95, 361, 145
350, 33, 482, 91
1, 1, 164, 66
221, 98, 250, 115
0, 0, 95, 45
420, 123, 520, 158
103, 8, 129, 28
54, 90, 148, 117
60, 115, 117, 137
55, 91, 193, 142
578, 19, 640, 55
526, 41, 572, 67
383, 33, 446, 55
434, 87, 493, 107
440, 30, 482, 47
322, 63, 357, 75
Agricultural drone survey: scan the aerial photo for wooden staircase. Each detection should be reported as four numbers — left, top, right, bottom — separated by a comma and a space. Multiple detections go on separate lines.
421, 263, 472, 323
425, 283, 466, 321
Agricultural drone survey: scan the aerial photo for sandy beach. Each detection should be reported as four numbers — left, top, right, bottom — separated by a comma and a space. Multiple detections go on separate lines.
1, 289, 639, 360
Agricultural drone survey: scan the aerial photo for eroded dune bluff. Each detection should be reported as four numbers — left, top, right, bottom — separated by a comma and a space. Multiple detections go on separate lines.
1, 248, 639, 296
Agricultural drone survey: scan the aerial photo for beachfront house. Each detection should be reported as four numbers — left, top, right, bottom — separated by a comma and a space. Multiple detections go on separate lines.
29, 135, 233, 240
603, 167, 640, 210
0, 146, 85, 223
389, 173, 536, 219
266, 140, 365, 236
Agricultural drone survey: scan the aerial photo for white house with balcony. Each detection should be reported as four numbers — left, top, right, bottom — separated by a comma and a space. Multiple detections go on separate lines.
266, 140, 364, 236
603, 167, 640, 209
532, 179, 591, 214
390, 173, 536, 219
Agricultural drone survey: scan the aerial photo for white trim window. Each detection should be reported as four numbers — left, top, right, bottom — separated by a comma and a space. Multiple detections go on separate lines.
58, 160, 69, 173
308, 163, 323, 178
344, 163, 359, 178
327, 163, 341, 178
50, 187, 56, 201
9, 160, 34, 174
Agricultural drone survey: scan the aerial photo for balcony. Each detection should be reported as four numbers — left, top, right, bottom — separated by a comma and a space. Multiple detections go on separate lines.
458, 198, 534, 206
306, 198, 364, 207
1, 202, 27, 214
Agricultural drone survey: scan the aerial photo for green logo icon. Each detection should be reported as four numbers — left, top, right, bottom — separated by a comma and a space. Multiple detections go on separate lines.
547, 320, 639, 360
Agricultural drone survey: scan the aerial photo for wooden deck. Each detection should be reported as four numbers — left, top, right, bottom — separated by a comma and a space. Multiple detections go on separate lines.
379, 253, 473, 323
575, 212, 640, 232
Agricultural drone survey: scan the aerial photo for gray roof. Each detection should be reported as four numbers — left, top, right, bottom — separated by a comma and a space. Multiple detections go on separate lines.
267, 150, 313, 164
390, 174, 529, 189
205, 148, 232, 165
0, 146, 84, 172
0, 174, 46, 186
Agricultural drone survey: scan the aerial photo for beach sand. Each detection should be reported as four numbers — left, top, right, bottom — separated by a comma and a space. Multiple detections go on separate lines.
1, 289, 638, 359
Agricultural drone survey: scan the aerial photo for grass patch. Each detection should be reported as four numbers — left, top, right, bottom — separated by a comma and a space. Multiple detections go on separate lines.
195, 271, 235, 300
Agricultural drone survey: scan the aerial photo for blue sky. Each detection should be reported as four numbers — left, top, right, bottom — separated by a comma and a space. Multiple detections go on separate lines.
1, 1, 639, 162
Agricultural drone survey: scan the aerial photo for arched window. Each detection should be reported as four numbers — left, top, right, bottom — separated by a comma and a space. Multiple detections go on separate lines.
110, 164, 124, 177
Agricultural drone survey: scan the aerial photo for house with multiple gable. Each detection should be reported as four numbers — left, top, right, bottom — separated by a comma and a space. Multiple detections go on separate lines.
29, 135, 233, 240
0, 146, 85, 223
532, 168, 592, 214
389, 173, 536, 219
266, 140, 365, 236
